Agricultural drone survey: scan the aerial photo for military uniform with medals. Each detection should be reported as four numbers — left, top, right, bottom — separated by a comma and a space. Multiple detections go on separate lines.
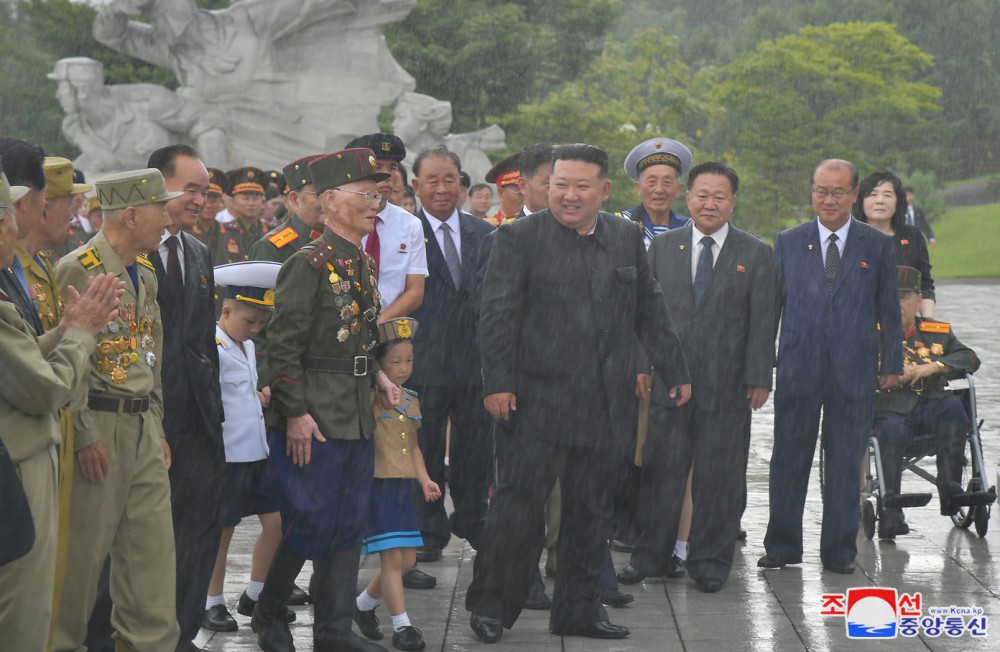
52, 170, 180, 652
211, 167, 266, 265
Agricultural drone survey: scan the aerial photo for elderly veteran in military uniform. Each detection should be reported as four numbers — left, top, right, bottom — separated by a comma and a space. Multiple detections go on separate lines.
52, 169, 181, 652
619, 137, 693, 247
0, 170, 123, 651
483, 152, 523, 227
873, 266, 983, 538
13, 155, 93, 642
252, 148, 400, 652
191, 167, 228, 249
213, 167, 267, 265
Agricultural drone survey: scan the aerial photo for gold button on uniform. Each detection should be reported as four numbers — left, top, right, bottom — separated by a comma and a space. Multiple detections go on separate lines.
401, 448, 408, 455
400, 432, 407, 440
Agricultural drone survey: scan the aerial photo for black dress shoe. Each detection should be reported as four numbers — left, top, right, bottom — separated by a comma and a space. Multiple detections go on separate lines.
287, 583, 309, 605
609, 539, 635, 553
601, 588, 634, 607
202, 604, 238, 632
737, 527, 747, 541
523, 583, 551, 610
665, 555, 686, 578
824, 558, 856, 574
237, 591, 296, 622
470, 613, 503, 643
554, 620, 630, 639
415, 547, 441, 563
697, 578, 724, 593
757, 554, 800, 569
402, 567, 437, 590
616, 563, 645, 585
251, 607, 294, 652
392, 625, 426, 651
354, 605, 384, 641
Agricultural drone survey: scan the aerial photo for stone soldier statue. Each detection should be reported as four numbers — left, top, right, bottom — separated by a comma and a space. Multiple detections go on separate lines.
52, 168, 181, 652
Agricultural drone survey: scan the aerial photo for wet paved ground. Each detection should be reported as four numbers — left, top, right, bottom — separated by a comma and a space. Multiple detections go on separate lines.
198, 282, 999, 651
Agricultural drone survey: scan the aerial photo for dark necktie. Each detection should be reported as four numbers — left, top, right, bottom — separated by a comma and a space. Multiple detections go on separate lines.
165, 235, 185, 312
692, 235, 714, 305
825, 233, 840, 292
440, 222, 462, 289
364, 217, 381, 278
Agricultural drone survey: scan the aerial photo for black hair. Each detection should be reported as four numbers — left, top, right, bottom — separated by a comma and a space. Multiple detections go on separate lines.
853, 170, 908, 231
551, 143, 609, 178
469, 183, 492, 196
459, 171, 471, 188
147, 144, 200, 179
518, 143, 554, 180
0, 137, 46, 190
399, 163, 409, 187
413, 145, 461, 177
687, 161, 739, 194
374, 338, 413, 363
902, 186, 915, 194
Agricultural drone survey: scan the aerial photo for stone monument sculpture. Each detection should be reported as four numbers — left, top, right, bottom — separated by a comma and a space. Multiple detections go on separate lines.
393, 92, 506, 184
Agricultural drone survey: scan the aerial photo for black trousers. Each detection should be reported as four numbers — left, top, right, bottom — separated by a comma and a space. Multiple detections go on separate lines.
632, 400, 749, 585
466, 432, 621, 631
409, 382, 493, 550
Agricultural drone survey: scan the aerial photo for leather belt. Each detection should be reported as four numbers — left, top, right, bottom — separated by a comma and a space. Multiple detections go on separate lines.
88, 395, 150, 414
303, 355, 374, 377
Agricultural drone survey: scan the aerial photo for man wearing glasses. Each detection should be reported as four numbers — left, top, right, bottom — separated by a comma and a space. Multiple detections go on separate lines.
758, 159, 902, 575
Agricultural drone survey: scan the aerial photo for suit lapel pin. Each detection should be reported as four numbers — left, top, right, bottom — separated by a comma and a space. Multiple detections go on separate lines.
807, 244, 814, 250
861, 261, 869, 269
736, 265, 746, 273
679, 244, 686, 250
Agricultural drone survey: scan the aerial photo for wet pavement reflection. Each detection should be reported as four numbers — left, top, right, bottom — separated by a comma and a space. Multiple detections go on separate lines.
200, 281, 999, 651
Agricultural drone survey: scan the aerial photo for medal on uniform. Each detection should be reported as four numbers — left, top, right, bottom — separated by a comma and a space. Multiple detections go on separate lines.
350, 320, 361, 335
118, 353, 131, 367
96, 358, 114, 374
351, 300, 360, 316
337, 326, 350, 342
931, 343, 944, 356
111, 366, 128, 384
141, 334, 153, 349
114, 336, 128, 353
108, 321, 120, 333
97, 339, 114, 355
145, 351, 156, 367
340, 307, 352, 321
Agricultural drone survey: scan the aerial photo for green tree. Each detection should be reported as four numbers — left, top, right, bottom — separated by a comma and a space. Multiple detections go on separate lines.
709, 22, 941, 236
501, 28, 714, 210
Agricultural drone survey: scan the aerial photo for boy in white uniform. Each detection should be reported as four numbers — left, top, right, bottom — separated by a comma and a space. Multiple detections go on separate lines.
202, 261, 294, 632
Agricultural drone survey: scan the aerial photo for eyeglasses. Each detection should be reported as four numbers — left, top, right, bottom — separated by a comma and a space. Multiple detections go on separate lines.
333, 188, 384, 204
812, 188, 853, 200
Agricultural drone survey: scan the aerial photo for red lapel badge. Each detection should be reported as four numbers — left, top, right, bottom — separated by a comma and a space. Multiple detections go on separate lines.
400, 243, 407, 251
736, 264, 746, 273
860, 261, 869, 269
900, 239, 909, 245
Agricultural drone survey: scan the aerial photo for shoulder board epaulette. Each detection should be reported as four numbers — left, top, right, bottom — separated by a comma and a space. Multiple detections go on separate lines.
919, 321, 951, 334
306, 243, 337, 269
216, 336, 229, 349
76, 248, 102, 270
268, 226, 299, 249
402, 387, 419, 397
135, 255, 155, 271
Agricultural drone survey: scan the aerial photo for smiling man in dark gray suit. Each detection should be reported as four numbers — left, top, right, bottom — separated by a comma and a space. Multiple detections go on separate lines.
466, 143, 691, 643
618, 162, 776, 593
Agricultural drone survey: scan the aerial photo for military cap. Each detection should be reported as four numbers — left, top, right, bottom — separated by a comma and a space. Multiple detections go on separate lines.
86, 196, 102, 214
485, 152, 521, 188
267, 170, 287, 195
227, 167, 266, 195
0, 172, 29, 209
48, 57, 104, 84
44, 157, 92, 199
308, 148, 389, 194
94, 168, 182, 210
206, 168, 229, 196
346, 133, 406, 162
214, 260, 281, 311
378, 317, 419, 344
624, 137, 693, 181
282, 155, 322, 192
897, 265, 922, 294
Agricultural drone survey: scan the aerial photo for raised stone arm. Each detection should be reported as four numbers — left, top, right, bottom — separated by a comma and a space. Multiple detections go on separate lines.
93, 1, 174, 69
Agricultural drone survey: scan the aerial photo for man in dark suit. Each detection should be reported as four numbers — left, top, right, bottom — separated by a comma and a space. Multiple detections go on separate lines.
466, 144, 691, 643
409, 146, 495, 557
148, 145, 226, 650
617, 162, 775, 593
759, 159, 902, 575
903, 186, 936, 247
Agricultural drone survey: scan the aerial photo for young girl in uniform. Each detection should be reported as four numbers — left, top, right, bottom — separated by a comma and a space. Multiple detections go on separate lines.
354, 317, 441, 651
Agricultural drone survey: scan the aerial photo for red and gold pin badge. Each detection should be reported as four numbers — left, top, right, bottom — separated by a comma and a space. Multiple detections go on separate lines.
736, 264, 746, 273
860, 261, 869, 269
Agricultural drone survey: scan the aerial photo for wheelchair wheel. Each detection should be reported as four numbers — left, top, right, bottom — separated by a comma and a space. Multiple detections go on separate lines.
974, 503, 990, 538
952, 477, 980, 529
862, 500, 876, 540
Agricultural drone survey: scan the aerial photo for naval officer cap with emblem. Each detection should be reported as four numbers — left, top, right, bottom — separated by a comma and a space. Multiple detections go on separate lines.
214, 260, 282, 311
623, 137, 693, 182
345, 134, 406, 163
94, 168, 183, 209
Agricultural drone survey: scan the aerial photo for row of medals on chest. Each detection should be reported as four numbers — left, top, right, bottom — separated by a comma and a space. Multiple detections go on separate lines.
327, 258, 380, 347
96, 303, 156, 384
31, 283, 65, 326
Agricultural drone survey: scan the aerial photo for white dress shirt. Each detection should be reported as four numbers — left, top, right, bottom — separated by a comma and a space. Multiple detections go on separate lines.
690, 222, 730, 280
424, 208, 462, 264
816, 216, 851, 261
158, 230, 186, 282
360, 202, 430, 309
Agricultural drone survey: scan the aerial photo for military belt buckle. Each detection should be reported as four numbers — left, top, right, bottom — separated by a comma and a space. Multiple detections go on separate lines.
127, 397, 147, 413
364, 307, 377, 323
353, 356, 369, 376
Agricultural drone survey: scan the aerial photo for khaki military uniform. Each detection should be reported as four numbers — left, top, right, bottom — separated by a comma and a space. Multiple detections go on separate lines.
52, 231, 179, 652
190, 218, 223, 258
0, 291, 93, 652
248, 213, 321, 388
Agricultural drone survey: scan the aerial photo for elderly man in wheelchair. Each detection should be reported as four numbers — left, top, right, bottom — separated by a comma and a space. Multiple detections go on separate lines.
872, 266, 982, 538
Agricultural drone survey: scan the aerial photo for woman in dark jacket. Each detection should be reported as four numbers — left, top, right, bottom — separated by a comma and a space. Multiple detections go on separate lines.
853, 170, 936, 316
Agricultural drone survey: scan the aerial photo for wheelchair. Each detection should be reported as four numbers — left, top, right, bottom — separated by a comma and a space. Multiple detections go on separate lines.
861, 374, 995, 539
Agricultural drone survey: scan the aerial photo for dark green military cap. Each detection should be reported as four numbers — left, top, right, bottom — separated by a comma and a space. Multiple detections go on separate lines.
207, 168, 229, 196
897, 265, 921, 293
308, 148, 389, 194
227, 167, 266, 195
282, 155, 322, 191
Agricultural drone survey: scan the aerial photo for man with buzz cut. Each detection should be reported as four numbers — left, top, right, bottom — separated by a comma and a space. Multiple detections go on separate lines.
53, 168, 180, 652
